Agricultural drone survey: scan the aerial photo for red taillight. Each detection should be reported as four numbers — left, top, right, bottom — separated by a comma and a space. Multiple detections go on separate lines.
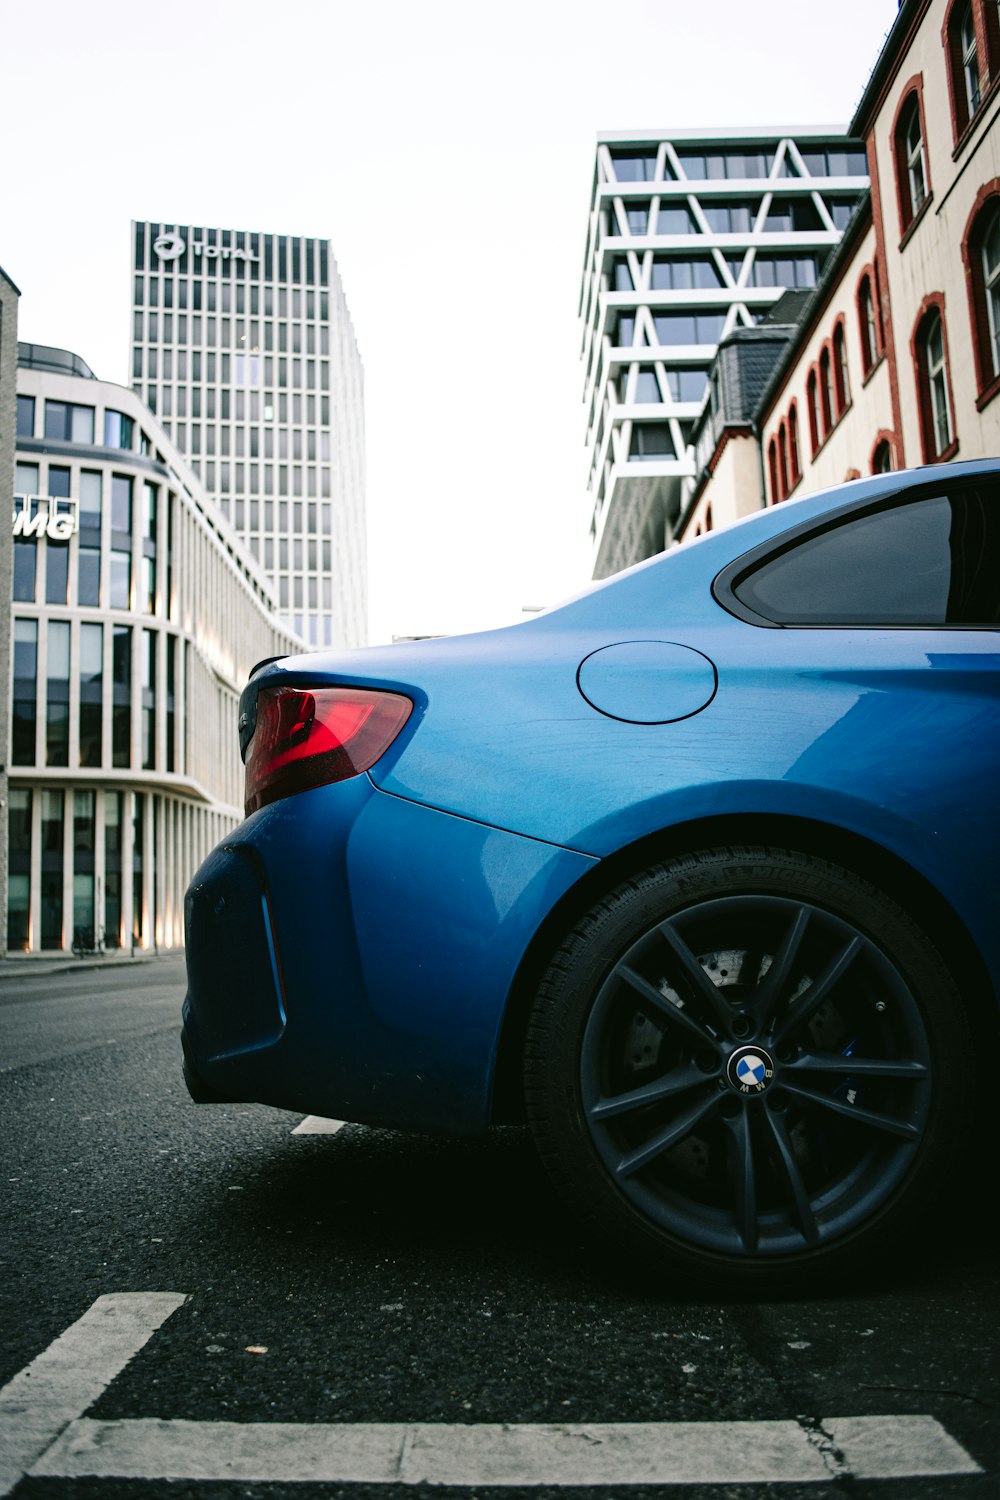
244, 685, 412, 815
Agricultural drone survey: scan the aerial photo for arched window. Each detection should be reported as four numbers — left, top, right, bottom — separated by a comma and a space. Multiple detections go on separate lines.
806, 370, 820, 453
871, 438, 894, 474
778, 422, 789, 499
980, 208, 1000, 376
913, 302, 956, 461
893, 88, 929, 234
819, 347, 834, 434
962, 187, 1000, 398
833, 322, 850, 413
858, 274, 879, 373
788, 404, 800, 485
767, 437, 780, 504
949, 1, 982, 137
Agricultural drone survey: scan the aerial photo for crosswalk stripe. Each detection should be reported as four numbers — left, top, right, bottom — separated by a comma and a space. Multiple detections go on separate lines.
291, 1116, 347, 1135
31, 1414, 981, 1486
0, 1293, 186, 1499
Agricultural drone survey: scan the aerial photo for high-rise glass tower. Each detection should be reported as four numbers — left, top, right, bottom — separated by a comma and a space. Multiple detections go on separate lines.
130, 221, 367, 648
580, 130, 869, 577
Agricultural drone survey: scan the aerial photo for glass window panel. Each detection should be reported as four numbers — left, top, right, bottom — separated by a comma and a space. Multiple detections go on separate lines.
735, 490, 1000, 625
46, 542, 69, 605
16, 395, 35, 437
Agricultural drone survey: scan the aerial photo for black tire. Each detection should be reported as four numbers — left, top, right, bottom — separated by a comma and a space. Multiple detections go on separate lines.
524, 846, 973, 1292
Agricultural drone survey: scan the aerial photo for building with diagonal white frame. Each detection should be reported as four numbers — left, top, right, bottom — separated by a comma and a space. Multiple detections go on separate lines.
580, 129, 870, 577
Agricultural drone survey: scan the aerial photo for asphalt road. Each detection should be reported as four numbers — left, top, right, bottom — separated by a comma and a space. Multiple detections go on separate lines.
1, 957, 997, 1498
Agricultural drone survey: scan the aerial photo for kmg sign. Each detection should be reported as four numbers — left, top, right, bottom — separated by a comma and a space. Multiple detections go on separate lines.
12, 495, 77, 541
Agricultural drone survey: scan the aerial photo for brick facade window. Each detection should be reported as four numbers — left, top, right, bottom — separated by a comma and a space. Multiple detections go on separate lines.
806, 370, 820, 454
962, 181, 1000, 403
943, 0, 1000, 143
833, 321, 851, 413
912, 297, 958, 461
788, 403, 801, 486
892, 84, 930, 236
778, 422, 790, 498
858, 272, 880, 372
819, 347, 834, 434
767, 436, 780, 504
871, 435, 895, 473
946, 0, 983, 137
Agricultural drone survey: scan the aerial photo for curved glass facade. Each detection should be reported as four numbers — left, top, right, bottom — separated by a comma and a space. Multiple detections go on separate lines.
8, 349, 299, 953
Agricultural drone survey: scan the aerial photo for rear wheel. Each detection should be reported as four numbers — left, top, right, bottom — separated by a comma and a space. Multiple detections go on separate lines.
524, 847, 972, 1290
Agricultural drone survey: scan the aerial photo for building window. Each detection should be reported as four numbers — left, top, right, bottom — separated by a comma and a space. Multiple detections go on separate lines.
833, 322, 851, 414
894, 87, 929, 234
819, 348, 834, 435
945, 0, 985, 140
806, 370, 820, 454
858, 273, 880, 372
112, 625, 132, 767
142, 629, 156, 770
73, 792, 97, 953
78, 471, 102, 607
104, 410, 135, 449
12, 620, 38, 766
40, 790, 64, 951
44, 400, 95, 444
751, 254, 820, 289
778, 423, 790, 499
16, 395, 35, 437
768, 437, 780, 503
914, 302, 956, 460
80, 623, 103, 768
46, 621, 71, 767
962, 187, 1000, 399
871, 437, 895, 473
609, 150, 658, 182
628, 423, 675, 460
788, 404, 801, 485
8, 791, 32, 951
105, 793, 123, 949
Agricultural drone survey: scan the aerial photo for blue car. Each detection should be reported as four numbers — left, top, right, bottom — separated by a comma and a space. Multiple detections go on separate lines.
183, 462, 999, 1288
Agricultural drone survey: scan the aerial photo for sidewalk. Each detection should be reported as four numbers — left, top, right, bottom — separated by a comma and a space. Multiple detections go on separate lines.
0, 948, 185, 980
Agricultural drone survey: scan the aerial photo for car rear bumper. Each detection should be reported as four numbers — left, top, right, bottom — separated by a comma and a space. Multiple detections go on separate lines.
182, 776, 597, 1132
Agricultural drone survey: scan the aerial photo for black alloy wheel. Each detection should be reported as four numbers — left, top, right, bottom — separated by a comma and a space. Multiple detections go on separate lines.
524, 847, 972, 1290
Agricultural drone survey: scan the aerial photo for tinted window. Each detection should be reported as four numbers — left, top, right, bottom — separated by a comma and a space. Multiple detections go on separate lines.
733, 488, 1000, 626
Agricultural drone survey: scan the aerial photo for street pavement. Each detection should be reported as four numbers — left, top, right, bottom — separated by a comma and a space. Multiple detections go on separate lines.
1, 957, 997, 1498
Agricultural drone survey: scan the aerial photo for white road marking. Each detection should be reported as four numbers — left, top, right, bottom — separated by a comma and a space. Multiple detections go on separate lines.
31, 1414, 981, 1486
291, 1116, 346, 1135
0, 1291, 186, 1498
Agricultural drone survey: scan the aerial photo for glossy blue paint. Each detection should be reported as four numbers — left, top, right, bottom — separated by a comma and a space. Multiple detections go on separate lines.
183, 462, 1000, 1132
183, 776, 595, 1129
577, 640, 717, 723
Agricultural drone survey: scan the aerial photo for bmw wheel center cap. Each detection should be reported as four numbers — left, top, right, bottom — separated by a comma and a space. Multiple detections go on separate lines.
727, 1045, 775, 1094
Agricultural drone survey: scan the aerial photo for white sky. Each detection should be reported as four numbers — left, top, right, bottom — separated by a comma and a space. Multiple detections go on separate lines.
3, 0, 899, 645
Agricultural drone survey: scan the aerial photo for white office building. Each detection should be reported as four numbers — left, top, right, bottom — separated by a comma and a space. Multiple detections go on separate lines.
579, 129, 869, 576
10, 344, 299, 954
130, 221, 367, 649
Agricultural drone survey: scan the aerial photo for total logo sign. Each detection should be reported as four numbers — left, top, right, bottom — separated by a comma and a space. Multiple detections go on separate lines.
152, 232, 257, 264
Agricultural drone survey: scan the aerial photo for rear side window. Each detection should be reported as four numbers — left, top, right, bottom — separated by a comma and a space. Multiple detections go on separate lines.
732, 486, 1000, 626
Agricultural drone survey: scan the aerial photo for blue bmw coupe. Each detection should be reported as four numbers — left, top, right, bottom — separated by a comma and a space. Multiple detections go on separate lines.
183, 463, 999, 1288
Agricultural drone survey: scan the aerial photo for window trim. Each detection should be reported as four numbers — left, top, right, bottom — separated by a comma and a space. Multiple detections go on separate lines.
806, 368, 820, 456
944, 0, 984, 141
856, 265, 882, 375
911, 294, 959, 463
711, 477, 999, 630
961, 178, 1000, 407
832, 317, 851, 415
891, 79, 932, 240
870, 430, 899, 474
